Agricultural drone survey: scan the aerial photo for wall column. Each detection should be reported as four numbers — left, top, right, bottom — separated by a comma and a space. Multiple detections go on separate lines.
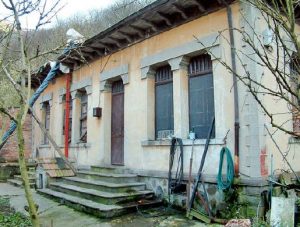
168, 56, 189, 138
101, 88, 112, 165
141, 66, 155, 140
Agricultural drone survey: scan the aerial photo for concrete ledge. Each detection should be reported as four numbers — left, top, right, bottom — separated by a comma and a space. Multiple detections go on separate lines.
135, 168, 269, 187
141, 138, 224, 147
141, 33, 220, 69
71, 78, 92, 92
39, 144, 51, 149
288, 136, 300, 144
100, 64, 129, 82
69, 143, 91, 148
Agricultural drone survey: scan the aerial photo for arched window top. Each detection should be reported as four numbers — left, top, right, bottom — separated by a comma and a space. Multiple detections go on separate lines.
189, 54, 212, 76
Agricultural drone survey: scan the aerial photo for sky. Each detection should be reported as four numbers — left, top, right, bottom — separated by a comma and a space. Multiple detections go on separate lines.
0, 0, 117, 29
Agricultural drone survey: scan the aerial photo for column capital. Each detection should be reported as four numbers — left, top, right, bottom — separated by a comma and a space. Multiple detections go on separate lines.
141, 66, 156, 79
100, 80, 112, 92
168, 56, 189, 71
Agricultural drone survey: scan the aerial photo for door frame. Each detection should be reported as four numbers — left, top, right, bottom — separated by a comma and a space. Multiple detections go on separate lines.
111, 80, 124, 165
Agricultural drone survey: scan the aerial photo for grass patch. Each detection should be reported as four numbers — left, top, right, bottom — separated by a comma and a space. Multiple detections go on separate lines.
0, 197, 32, 227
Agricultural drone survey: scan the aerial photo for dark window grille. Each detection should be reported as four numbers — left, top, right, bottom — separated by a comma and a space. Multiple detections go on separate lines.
112, 80, 124, 93
44, 102, 50, 144
80, 92, 88, 143
155, 65, 174, 138
189, 54, 212, 76
62, 100, 72, 143
189, 54, 215, 139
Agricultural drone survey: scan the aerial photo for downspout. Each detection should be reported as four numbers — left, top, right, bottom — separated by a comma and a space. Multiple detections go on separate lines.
225, 2, 240, 176
64, 72, 72, 158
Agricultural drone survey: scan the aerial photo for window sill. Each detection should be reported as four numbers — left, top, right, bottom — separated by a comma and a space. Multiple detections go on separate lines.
288, 136, 300, 144
141, 138, 225, 147
69, 142, 91, 148
39, 144, 51, 148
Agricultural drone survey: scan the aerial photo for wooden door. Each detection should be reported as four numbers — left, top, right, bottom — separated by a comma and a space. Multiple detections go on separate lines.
111, 80, 124, 165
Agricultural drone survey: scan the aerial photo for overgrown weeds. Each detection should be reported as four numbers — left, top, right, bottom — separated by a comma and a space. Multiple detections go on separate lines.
0, 197, 32, 227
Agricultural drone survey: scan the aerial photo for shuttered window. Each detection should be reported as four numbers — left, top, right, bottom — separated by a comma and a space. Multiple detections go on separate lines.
44, 102, 50, 144
80, 92, 88, 143
189, 54, 215, 139
155, 65, 174, 139
62, 100, 72, 143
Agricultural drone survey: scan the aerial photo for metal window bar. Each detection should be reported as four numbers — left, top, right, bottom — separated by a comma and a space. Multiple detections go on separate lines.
44, 102, 50, 144
188, 54, 212, 77
80, 93, 88, 142
62, 100, 72, 143
188, 54, 215, 139
155, 65, 174, 139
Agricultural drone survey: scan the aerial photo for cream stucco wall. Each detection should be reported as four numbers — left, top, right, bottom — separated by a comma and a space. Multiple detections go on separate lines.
32, 2, 299, 183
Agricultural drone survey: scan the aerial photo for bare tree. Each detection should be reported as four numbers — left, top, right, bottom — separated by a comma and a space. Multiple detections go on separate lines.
201, 0, 300, 138
0, 0, 63, 226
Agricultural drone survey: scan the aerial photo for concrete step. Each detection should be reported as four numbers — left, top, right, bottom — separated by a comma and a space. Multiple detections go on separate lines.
61, 177, 146, 193
14, 175, 35, 183
28, 172, 36, 177
7, 179, 23, 187
90, 166, 132, 174
7, 179, 35, 188
37, 188, 162, 218
49, 182, 154, 205
77, 170, 139, 183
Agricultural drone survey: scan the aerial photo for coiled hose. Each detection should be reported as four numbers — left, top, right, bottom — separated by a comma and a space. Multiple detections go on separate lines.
217, 147, 234, 190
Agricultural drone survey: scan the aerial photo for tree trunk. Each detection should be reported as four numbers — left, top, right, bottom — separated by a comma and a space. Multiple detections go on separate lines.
16, 116, 40, 227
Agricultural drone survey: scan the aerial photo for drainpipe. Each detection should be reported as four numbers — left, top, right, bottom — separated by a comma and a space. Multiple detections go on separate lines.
225, 2, 240, 176
64, 72, 72, 158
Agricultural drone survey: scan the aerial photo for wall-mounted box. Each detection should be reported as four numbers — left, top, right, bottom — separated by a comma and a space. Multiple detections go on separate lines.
93, 107, 102, 118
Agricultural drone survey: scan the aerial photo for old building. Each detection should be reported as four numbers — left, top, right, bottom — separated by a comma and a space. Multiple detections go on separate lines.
31, 0, 300, 217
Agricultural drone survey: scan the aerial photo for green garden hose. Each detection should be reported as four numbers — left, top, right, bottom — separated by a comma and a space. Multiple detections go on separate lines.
217, 147, 234, 190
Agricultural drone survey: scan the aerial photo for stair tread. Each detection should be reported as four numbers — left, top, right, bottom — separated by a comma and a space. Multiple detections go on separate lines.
50, 182, 153, 198
7, 179, 23, 184
37, 188, 123, 211
77, 170, 137, 178
63, 177, 145, 188
90, 165, 130, 170
8, 179, 35, 184
14, 175, 35, 180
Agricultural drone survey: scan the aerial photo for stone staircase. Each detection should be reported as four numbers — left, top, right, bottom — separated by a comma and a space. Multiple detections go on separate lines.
37, 166, 162, 218
7, 166, 36, 188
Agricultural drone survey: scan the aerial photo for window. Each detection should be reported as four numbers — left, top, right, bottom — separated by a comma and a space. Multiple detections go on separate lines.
290, 58, 300, 135
189, 54, 215, 139
155, 65, 174, 139
62, 99, 72, 143
79, 91, 88, 143
43, 102, 50, 144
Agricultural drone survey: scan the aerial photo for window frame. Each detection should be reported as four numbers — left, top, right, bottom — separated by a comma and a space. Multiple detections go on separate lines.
43, 102, 50, 144
154, 65, 174, 139
62, 99, 72, 143
290, 57, 300, 135
188, 54, 215, 139
79, 92, 88, 143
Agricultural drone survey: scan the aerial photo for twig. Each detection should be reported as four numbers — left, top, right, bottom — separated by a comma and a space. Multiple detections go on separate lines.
264, 124, 300, 183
